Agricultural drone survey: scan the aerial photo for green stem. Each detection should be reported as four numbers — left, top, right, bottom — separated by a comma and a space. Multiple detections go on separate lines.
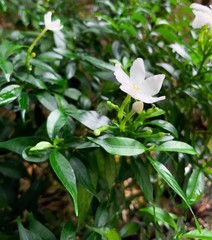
26, 27, 48, 70
118, 95, 131, 123
119, 110, 135, 132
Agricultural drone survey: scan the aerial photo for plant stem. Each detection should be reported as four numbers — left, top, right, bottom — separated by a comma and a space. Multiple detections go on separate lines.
118, 95, 131, 123
26, 28, 48, 70
119, 110, 135, 132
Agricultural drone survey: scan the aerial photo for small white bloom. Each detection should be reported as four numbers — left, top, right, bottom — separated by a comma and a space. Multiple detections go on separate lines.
190, 3, 212, 30
44, 11, 63, 31
114, 58, 165, 104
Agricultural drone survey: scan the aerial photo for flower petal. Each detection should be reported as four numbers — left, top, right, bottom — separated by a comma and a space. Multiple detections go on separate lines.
130, 58, 145, 86
44, 12, 52, 27
191, 11, 212, 29
190, 3, 212, 15
49, 20, 63, 31
137, 95, 166, 104
142, 74, 165, 96
114, 64, 130, 86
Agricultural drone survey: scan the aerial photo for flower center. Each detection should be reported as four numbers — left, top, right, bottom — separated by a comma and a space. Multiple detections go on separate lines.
131, 84, 139, 91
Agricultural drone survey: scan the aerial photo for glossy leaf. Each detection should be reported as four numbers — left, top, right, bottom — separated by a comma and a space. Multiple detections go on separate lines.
37, 92, 57, 111
0, 60, 13, 81
154, 141, 197, 155
82, 55, 115, 71
47, 109, 67, 139
87, 226, 121, 240
0, 84, 21, 106
50, 150, 78, 216
131, 159, 153, 202
140, 206, 177, 230
147, 155, 200, 231
88, 137, 146, 156
148, 120, 178, 138
66, 109, 110, 130
30, 141, 53, 151
186, 168, 205, 205
181, 229, 212, 239
0, 137, 44, 155
19, 91, 28, 122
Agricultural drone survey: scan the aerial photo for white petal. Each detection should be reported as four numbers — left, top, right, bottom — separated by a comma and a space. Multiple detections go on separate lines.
190, 3, 212, 15
136, 94, 166, 104
44, 12, 52, 27
191, 11, 212, 29
130, 58, 145, 86
114, 64, 130, 86
141, 74, 165, 96
48, 20, 63, 31
119, 85, 139, 100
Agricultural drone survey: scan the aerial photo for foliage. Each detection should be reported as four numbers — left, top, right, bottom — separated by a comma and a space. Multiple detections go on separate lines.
0, 0, 211, 239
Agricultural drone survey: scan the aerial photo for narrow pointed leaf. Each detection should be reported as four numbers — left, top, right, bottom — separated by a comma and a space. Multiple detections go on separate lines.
186, 168, 205, 205
50, 150, 78, 215
154, 141, 197, 155
181, 229, 212, 239
88, 137, 146, 156
140, 206, 177, 230
60, 220, 76, 240
147, 155, 200, 231
87, 226, 121, 240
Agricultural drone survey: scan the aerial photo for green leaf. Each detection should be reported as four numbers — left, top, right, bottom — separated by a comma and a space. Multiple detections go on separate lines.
154, 141, 197, 155
70, 157, 97, 197
148, 120, 178, 138
181, 229, 212, 239
47, 109, 67, 140
60, 220, 76, 240
0, 137, 44, 155
0, 84, 22, 106
18, 74, 47, 90
119, 222, 140, 238
50, 150, 78, 216
140, 206, 177, 230
22, 146, 49, 163
87, 226, 121, 240
186, 168, 205, 205
29, 213, 57, 240
64, 88, 81, 101
131, 159, 153, 202
17, 217, 41, 240
37, 92, 57, 111
147, 155, 200, 231
82, 55, 115, 71
66, 109, 110, 130
88, 137, 146, 156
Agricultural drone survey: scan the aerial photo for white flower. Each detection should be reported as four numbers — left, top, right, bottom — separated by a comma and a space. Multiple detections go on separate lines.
114, 58, 165, 104
44, 12, 63, 31
190, 3, 212, 30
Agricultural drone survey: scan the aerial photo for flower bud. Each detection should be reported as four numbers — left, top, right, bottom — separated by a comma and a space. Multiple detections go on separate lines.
132, 101, 144, 114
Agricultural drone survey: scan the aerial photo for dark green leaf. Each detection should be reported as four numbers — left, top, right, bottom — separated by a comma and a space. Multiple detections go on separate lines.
119, 222, 140, 238
147, 155, 200, 231
131, 159, 153, 202
0, 60, 13, 81
22, 147, 49, 163
17, 217, 41, 240
88, 137, 146, 156
29, 213, 57, 240
50, 150, 78, 216
0, 137, 44, 155
82, 55, 115, 71
70, 157, 97, 197
37, 92, 57, 111
19, 91, 28, 122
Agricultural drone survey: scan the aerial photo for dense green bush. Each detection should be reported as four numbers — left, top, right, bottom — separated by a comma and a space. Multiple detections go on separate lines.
0, 0, 211, 239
